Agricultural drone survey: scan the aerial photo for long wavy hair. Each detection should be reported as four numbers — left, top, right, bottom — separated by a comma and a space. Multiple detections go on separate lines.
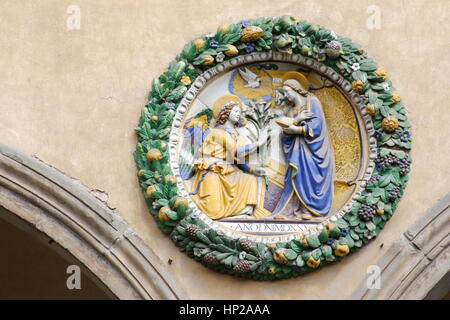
215, 102, 241, 126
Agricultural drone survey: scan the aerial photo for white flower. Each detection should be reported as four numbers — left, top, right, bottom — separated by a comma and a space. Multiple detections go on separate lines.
330, 31, 338, 39
382, 82, 391, 91
191, 212, 199, 219
215, 52, 225, 63
205, 33, 215, 39
152, 201, 158, 209
239, 251, 246, 259
351, 63, 360, 71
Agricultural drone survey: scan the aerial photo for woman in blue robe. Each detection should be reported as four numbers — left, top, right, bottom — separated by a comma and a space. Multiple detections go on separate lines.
271, 75, 335, 220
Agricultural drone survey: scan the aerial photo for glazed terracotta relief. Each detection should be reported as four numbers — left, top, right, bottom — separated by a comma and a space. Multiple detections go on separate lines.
134, 17, 411, 279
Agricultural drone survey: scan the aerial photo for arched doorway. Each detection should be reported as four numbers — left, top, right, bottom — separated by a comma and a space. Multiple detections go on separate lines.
0, 144, 186, 300
0, 206, 113, 299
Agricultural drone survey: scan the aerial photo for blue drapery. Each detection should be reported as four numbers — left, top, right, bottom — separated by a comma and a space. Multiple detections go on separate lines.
272, 97, 334, 217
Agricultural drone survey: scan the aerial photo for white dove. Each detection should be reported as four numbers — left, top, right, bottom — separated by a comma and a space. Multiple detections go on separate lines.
238, 67, 261, 89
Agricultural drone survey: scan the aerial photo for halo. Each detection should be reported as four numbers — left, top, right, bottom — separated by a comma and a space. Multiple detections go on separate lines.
282, 71, 310, 91
212, 94, 243, 119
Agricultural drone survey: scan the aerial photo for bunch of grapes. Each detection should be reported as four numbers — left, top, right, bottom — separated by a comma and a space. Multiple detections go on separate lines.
359, 204, 376, 222
398, 158, 411, 176
340, 228, 349, 237
375, 154, 397, 172
367, 175, 380, 186
388, 185, 401, 200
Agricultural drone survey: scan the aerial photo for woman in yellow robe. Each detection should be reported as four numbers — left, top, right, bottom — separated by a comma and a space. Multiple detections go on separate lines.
190, 98, 267, 220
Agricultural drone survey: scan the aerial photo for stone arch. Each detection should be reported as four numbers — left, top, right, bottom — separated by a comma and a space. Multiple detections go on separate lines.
0, 144, 186, 300
351, 193, 449, 299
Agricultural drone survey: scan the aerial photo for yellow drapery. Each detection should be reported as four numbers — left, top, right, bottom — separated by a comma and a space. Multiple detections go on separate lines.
191, 128, 258, 220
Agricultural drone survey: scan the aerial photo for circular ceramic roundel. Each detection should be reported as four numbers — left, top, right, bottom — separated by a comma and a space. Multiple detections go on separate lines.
134, 17, 412, 280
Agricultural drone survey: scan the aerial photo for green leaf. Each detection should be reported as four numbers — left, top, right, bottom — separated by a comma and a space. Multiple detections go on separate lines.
296, 255, 305, 267
302, 250, 311, 261
352, 70, 367, 83
284, 249, 298, 260
366, 221, 376, 231
392, 150, 406, 159
222, 255, 234, 268
379, 148, 390, 157
223, 32, 242, 44
336, 218, 349, 229
383, 202, 392, 214
366, 193, 379, 205
350, 215, 361, 227
373, 215, 382, 225
345, 235, 355, 248
330, 226, 341, 238
196, 231, 212, 244
372, 188, 385, 198
350, 230, 360, 240
318, 230, 329, 243
379, 174, 392, 187
250, 261, 262, 271
380, 105, 390, 117
306, 235, 321, 248
216, 252, 233, 261
290, 240, 302, 253
166, 210, 179, 221
312, 248, 321, 260
368, 92, 378, 104
360, 59, 377, 72
166, 86, 187, 102
321, 245, 332, 258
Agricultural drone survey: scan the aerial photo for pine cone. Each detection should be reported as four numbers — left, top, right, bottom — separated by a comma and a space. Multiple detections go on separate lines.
203, 253, 219, 265
239, 238, 255, 252
233, 260, 253, 273
185, 224, 201, 240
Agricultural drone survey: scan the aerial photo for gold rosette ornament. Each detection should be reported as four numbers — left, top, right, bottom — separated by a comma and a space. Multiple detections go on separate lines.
382, 116, 399, 133
391, 92, 401, 103
365, 104, 376, 116
351, 80, 364, 93
375, 67, 388, 80
180, 75, 191, 86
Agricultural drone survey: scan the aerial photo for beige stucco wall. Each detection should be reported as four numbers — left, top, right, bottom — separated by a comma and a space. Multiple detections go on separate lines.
0, 0, 448, 299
